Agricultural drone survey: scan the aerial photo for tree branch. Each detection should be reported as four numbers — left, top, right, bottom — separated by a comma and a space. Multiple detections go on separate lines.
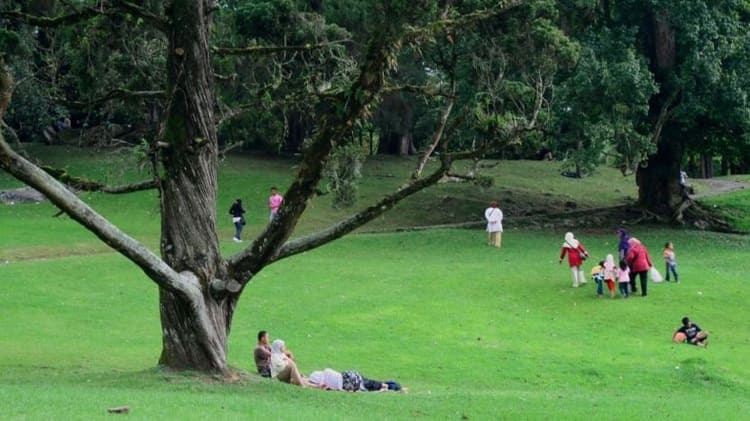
1, 1, 167, 31
0, 133, 189, 298
0, 7, 103, 27
402, 0, 524, 45
212, 40, 350, 56
111, 0, 168, 31
382, 83, 451, 98
413, 36, 457, 179
0, 136, 182, 291
41, 165, 157, 193
61, 88, 164, 108
226, 34, 399, 281
264, 158, 453, 264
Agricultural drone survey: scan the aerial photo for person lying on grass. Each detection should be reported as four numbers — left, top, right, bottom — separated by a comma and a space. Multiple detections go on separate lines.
673, 317, 709, 347
307, 368, 403, 392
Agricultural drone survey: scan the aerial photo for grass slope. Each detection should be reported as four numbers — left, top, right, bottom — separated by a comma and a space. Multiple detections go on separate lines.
1, 146, 748, 419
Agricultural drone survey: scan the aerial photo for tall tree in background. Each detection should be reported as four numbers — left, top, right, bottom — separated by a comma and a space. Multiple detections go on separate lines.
2, 0, 562, 373
557, 0, 750, 219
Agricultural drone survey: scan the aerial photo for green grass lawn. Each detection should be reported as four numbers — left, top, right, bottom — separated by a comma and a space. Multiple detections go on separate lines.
1, 146, 748, 419
698, 189, 750, 232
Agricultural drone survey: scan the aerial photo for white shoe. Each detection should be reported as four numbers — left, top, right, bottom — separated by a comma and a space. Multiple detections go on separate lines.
233, 237, 242, 242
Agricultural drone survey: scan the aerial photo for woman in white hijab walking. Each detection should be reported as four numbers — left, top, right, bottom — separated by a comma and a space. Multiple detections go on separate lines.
559, 232, 589, 287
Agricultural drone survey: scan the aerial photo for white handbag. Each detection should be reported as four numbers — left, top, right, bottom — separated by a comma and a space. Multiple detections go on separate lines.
650, 266, 663, 283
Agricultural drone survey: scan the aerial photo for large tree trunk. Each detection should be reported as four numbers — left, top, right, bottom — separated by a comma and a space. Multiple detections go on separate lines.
376, 94, 415, 155
638, 10, 684, 217
157, 0, 230, 373
157, 288, 237, 371
636, 128, 684, 215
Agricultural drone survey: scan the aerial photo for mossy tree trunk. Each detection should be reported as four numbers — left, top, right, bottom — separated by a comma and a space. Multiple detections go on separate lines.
636, 10, 684, 217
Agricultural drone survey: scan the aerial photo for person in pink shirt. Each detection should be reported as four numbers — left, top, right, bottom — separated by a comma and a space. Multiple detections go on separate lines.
617, 260, 631, 298
268, 186, 283, 221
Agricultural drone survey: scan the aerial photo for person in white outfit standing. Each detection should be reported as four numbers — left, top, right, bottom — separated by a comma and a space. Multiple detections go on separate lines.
484, 201, 504, 248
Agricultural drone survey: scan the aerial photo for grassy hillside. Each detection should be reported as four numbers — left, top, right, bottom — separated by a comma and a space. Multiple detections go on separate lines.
1, 146, 748, 419
0, 145, 639, 260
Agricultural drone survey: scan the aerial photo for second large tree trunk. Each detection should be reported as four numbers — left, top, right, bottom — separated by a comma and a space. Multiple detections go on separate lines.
638, 9, 684, 217
636, 129, 684, 216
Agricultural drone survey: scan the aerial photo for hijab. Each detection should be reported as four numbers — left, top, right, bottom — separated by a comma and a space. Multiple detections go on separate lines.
270, 339, 288, 377
603, 254, 616, 271
563, 232, 579, 248
617, 228, 630, 251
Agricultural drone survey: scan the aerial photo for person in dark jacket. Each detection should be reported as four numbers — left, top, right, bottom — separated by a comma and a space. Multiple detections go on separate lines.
229, 198, 246, 242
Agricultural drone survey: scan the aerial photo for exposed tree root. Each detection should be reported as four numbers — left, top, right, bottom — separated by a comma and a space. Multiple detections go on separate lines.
363, 201, 743, 234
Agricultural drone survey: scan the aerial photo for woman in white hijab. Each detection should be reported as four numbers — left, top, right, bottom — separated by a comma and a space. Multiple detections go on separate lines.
559, 232, 589, 287
602, 253, 617, 298
270, 339, 309, 386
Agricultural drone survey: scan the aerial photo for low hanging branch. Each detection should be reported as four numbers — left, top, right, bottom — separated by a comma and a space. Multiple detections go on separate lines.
0, 133, 188, 297
260, 157, 453, 264
41, 165, 157, 193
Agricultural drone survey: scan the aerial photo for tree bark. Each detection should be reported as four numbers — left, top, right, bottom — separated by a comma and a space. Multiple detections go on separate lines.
377, 94, 414, 155
156, 0, 230, 372
636, 128, 684, 215
637, 10, 684, 217
157, 286, 237, 372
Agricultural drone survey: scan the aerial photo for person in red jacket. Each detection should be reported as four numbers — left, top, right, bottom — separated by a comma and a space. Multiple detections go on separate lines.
559, 232, 589, 288
624, 237, 653, 296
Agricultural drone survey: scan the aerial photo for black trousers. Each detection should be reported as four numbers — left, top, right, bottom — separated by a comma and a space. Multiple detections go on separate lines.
629, 270, 648, 296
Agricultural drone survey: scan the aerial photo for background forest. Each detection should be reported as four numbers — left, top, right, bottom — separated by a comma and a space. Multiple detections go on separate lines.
5, 0, 750, 215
